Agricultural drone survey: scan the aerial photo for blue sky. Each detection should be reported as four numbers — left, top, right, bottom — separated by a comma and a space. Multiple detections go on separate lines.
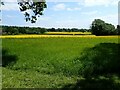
1, 0, 119, 29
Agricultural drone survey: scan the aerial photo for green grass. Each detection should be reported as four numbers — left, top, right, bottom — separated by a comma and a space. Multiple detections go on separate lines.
2, 37, 120, 88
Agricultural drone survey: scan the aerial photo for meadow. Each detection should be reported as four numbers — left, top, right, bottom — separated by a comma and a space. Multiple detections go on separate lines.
2, 35, 120, 89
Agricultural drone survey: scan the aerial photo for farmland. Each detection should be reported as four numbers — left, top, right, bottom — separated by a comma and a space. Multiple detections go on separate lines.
45, 32, 92, 35
2, 35, 120, 89
1, 0, 119, 88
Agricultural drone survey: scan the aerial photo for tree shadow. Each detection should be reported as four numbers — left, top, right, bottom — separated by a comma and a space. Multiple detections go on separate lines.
2, 48, 18, 67
62, 43, 120, 90
62, 77, 120, 90
79, 43, 120, 77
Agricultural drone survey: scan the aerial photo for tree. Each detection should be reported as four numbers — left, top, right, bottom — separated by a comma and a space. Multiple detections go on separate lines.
40, 28, 47, 34
1, 0, 47, 23
11, 28, 19, 35
104, 23, 116, 35
91, 19, 116, 35
18, 0, 47, 23
117, 25, 120, 35
50, 28, 56, 32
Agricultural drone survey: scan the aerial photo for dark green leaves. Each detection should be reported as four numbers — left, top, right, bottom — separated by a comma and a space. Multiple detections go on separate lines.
1, 2, 4, 5
18, 0, 47, 23
91, 19, 116, 35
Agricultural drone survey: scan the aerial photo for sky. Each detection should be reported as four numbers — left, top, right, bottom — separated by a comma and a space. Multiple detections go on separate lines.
0, 0, 119, 29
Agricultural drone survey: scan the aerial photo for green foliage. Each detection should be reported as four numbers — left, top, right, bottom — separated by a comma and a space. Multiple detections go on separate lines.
91, 19, 117, 35
2, 26, 47, 35
0, 2, 4, 5
2, 26, 90, 35
2, 37, 119, 88
40, 28, 47, 34
1, 1, 47, 23
18, 0, 47, 23
117, 25, 120, 35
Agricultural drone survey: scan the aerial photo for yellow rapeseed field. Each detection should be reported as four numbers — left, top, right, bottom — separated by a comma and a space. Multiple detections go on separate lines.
0, 35, 119, 38
45, 32, 92, 35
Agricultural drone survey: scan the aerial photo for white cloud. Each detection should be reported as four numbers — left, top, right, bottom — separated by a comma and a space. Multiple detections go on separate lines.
84, 0, 110, 7
78, 0, 119, 7
53, 3, 81, 11
82, 11, 99, 15
53, 3, 66, 11
111, 1, 119, 6
67, 7, 81, 11
38, 16, 51, 21
47, 0, 82, 2
46, 0, 119, 6
2, 0, 17, 2
91, 14, 118, 26
6, 15, 17, 18
0, 2, 19, 11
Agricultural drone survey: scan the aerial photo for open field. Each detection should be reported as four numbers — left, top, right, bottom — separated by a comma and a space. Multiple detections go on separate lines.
2, 36, 120, 88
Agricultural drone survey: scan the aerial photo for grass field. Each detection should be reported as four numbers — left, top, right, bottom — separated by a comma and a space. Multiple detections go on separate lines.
2, 36, 120, 88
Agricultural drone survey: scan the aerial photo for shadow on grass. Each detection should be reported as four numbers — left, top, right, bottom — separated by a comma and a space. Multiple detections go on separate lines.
62, 76, 120, 90
79, 43, 120, 77
62, 43, 120, 89
2, 48, 18, 67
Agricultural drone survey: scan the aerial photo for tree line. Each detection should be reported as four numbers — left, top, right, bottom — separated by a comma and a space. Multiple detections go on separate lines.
1, 19, 119, 35
1, 26, 90, 35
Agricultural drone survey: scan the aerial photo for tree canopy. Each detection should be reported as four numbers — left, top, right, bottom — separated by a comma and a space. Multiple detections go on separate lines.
91, 19, 116, 35
1, 0, 47, 23
18, 0, 47, 23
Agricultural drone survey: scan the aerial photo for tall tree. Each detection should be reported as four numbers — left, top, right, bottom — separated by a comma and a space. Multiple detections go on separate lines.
91, 19, 116, 35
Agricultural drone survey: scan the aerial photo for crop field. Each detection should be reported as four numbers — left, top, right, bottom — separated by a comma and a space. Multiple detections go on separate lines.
1, 36, 120, 89
0, 34, 119, 39
45, 32, 92, 35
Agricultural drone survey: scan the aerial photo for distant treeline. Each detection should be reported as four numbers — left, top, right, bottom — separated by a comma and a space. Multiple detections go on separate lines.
1, 24, 120, 35
1, 26, 90, 35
